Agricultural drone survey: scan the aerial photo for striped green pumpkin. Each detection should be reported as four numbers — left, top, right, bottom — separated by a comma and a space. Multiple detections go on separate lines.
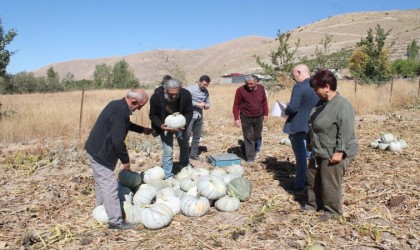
226, 177, 252, 202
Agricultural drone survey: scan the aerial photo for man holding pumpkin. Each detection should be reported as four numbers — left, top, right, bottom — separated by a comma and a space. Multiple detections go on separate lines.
85, 89, 152, 230
149, 78, 193, 179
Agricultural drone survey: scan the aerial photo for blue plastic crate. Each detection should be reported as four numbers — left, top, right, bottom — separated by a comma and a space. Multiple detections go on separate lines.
207, 153, 241, 167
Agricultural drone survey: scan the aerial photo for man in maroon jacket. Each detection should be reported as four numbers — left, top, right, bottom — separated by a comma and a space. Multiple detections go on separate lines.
233, 74, 268, 163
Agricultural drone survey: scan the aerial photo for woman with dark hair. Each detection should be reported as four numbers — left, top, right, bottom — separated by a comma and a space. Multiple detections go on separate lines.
304, 69, 359, 220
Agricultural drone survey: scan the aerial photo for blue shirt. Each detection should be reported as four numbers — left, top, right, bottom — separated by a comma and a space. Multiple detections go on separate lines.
283, 78, 319, 134
186, 84, 210, 119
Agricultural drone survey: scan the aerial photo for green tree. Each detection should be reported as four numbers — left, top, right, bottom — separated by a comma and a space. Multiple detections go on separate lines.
407, 39, 419, 61
45, 67, 62, 92
349, 24, 393, 83
392, 59, 418, 78
111, 60, 138, 89
12, 72, 39, 93
93, 63, 112, 88
254, 30, 300, 81
314, 34, 333, 69
0, 18, 18, 77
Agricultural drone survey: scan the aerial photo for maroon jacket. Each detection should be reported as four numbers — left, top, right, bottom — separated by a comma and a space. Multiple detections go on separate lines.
233, 84, 268, 120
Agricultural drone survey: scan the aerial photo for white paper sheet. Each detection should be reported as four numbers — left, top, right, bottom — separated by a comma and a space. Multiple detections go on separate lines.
271, 100, 288, 117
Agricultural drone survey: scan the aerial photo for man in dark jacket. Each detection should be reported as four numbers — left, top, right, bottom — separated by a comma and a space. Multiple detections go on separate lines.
283, 64, 319, 195
85, 89, 152, 230
149, 78, 193, 179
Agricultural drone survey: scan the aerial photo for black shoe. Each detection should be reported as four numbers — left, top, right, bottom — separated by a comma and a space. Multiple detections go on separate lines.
294, 187, 306, 197
108, 222, 135, 230
189, 155, 199, 160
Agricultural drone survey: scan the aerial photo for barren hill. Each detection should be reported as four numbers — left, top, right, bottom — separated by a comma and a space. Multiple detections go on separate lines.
33, 9, 420, 83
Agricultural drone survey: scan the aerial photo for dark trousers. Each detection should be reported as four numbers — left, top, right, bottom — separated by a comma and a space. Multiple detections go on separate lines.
306, 156, 352, 215
187, 116, 203, 157
240, 114, 263, 162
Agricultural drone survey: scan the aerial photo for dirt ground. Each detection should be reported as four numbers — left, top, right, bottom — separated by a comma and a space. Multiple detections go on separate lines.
0, 108, 419, 249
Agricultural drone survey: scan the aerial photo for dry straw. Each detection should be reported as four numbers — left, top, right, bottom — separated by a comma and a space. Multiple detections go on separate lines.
0, 78, 419, 249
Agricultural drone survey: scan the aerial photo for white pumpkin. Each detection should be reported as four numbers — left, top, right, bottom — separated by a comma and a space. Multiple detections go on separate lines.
133, 184, 158, 205
196, 175, 227, 200
124, 202, 143, 224
174, 188, 188, 199
398, 139, 408, 149
180, 177, 197, 192
193, 168, 210, 178
388, 141, 402, 151
225, 164, 244, 176
139, 203, 173, 230
148, 179, 171, 191
369, 141, 379, 149
378, 143, 389, 150
175, 166, 195, 180
180, 193, 210, 217
215, 194, 241, 212
280, 138, 292, 146
381, 133, 396, 143
143, 166, 165, 183
92, 205, 108, 223
210, 167, 226, 176
156, 195, 181, 216
222, 173, 242, 184
164, 112, 186, 129
156, 187, 176, 200
165, 177, 181, 189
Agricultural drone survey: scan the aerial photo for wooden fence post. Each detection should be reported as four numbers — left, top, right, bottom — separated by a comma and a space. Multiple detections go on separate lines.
78, 86, 85, 140
354, 78, 357, 96
390, 78, 394, 103
418, 76, 420, 99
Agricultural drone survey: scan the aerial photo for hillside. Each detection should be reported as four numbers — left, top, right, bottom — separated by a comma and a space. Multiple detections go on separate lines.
32, 9, 420, 83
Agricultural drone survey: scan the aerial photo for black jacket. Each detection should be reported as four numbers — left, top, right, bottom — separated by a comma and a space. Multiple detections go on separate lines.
85, 98, 144, 168
149, 87, 193, 134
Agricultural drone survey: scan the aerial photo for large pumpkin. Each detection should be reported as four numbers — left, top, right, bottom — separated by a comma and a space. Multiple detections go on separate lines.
143, 166, 165, 183
118, 169, 142, 188
92, 205, 108, 224
139, 203, 173, 230
196, 175, 226, 200
180, 187, 210, 217
156, 195, 181, 216
215, 194, 240, 212
124, 202, 143, 224
133, 184, 158, 205
226, 177, 253, 202
164, 112, 186, 129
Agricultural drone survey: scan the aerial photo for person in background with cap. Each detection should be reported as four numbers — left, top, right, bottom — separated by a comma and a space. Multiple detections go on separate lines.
85, 89, 152, 230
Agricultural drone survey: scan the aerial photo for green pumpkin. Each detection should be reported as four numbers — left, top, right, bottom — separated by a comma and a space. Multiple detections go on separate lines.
118, 169, 142, 188
226, 177, 253, 202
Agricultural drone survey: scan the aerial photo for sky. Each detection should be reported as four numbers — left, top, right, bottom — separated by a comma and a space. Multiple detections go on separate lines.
1, 0, 418, 74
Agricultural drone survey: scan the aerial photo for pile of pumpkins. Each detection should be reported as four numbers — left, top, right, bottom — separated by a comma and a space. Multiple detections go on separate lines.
369, 133, 408, 152
92, 164, 253, 230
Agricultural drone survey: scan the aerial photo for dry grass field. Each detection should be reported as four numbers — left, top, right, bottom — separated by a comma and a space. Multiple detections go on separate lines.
0, 80, 419, 249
